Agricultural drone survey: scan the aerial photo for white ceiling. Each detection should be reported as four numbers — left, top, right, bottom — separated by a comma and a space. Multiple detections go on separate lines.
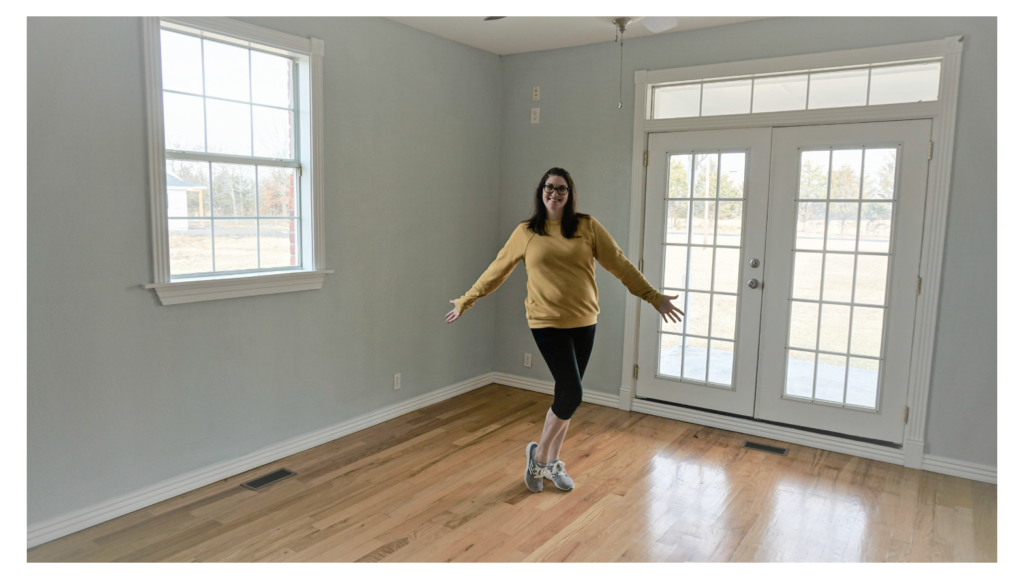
388, 17, 770, 56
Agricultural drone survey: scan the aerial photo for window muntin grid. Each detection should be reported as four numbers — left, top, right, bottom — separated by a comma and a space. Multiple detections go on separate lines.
651, 59, 941, 120
657, 151, 748, 388
160, 25, 302, 279
782, 147, 899, 410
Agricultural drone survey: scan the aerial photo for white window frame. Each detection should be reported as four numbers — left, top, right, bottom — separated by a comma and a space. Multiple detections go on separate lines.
617, 36, 965, 472
140, 17, 330, 305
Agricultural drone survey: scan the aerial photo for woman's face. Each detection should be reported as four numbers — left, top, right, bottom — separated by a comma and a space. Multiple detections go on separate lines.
542, 175, 570, 216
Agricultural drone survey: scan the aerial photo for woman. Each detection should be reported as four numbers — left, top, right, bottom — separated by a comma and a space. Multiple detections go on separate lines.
445, 168, 684, 492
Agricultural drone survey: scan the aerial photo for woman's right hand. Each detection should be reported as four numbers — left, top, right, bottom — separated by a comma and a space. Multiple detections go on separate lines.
445, 300, 462, 324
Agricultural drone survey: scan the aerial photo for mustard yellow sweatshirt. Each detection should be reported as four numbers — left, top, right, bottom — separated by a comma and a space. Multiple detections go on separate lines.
454, 216, 666, 329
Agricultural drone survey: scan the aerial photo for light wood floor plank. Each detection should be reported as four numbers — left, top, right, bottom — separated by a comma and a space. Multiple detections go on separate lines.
27, 384, 997, 562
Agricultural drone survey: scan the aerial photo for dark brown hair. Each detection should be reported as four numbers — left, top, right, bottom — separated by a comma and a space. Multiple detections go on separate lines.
521, 167, 590, 238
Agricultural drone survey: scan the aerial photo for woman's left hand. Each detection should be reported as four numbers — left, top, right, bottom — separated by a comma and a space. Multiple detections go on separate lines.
656, 294, 684, 324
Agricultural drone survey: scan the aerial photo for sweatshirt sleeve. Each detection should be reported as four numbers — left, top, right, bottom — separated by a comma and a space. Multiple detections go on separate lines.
453, 224, 528, 315
591, 218, 664, 310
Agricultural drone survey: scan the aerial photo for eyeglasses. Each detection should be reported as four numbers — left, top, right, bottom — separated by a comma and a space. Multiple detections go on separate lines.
543, 185, 570, 195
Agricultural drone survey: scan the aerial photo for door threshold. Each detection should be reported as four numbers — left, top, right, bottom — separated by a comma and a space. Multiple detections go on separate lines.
635, 396, 902, 449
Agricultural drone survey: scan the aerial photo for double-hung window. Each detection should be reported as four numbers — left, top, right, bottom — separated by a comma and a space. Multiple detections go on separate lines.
142, 17, 328, 305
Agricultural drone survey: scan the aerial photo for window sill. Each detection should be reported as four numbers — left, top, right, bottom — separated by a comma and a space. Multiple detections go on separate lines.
142, 270, 334, 305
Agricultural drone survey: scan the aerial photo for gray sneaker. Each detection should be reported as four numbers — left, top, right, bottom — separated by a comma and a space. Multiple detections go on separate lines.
524, 442, 544, 492
543, 460, 575, 491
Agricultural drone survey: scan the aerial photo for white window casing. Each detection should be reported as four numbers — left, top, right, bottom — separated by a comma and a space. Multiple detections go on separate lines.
141, 17, 331, 305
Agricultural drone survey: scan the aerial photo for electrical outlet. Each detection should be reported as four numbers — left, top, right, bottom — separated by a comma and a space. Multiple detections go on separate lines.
530, 108, 540, 124
394, 373, 401, 390
532, 86, 540, 101
524, 353, 532, 368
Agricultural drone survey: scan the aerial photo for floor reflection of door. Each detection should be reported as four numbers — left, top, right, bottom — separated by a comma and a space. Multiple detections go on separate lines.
635, 128, 772, 416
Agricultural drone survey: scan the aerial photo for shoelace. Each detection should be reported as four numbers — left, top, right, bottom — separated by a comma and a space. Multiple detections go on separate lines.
548, 460, 568, 477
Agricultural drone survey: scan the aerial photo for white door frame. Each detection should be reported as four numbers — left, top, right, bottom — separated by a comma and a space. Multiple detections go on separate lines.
617, 36, 964, 469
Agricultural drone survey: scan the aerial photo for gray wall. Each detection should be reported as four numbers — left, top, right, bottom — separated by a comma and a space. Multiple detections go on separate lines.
493, 17, 996, 467
27, 17, 500, 526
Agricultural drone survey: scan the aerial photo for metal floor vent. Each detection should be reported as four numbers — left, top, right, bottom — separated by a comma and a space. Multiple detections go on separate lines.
742, 441, 789, 456
241, 468, 296, 491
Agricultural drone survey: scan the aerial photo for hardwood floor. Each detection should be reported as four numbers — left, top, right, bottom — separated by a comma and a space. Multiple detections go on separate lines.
27, 384, 997, 562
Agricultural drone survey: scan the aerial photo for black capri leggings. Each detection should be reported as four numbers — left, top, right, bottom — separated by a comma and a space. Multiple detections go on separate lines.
529, 324, 597, 420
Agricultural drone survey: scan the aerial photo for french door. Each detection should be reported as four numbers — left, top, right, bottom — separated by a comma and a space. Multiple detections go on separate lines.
636, 128, 772, 416
635, 120, 931, 445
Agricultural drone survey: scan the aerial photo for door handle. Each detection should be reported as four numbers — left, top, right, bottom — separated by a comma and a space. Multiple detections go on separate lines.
748, 278, 760, 289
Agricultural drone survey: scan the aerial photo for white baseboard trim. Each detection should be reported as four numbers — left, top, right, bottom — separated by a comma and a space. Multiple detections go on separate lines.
27, 372, 495, 550
490, 372, 622, 409
921, 454, 997, 485
630, 398, 907, 465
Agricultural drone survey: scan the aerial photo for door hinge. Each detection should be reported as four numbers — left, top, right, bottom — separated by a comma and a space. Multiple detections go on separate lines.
904, 406, 910, 423
297, 166, 303, 178
633, 364, 639, 379
643, 151, 648, 167
640, 259, 644, 273
916, 276, 922, 295
927, 141, 933, 160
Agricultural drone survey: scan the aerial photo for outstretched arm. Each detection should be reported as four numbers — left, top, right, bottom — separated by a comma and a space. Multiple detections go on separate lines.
452, 225, 528, 316
591, 218, 665, 310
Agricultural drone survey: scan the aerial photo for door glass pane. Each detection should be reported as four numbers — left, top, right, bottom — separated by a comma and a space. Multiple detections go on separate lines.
719, 153, 746, 198
829, 150, 863, 200
795, 202, 826, 250
213, 219, 258, 271
708, 340, 734, 386
701, 79, 752, 116
859, 203, 892, 253
788, 302, 819, 350
688, 246, 713, 291
666, 201, 690, 243
808, 69, 869, 109
663, 246, 687, 290
693, 154, 718, 198
669, 155, 692, 197
683, 337, 708, 381
799, 151, 830, 199
752, 74, 808, 113
653, 84, 700, 119
691, 201, 716, 244
716, 201, 743, 246
863, 149, 896, 199
659, 333, 682, 378
785, 350, 815, 398
713, 247, 740, 293
819, 304, 851, 353
814, 354, 848, 403
854, 255, 888, 305
826, 202, 859, 251
822, 253, 855, 303
846, 358, 880, 407
792, 252, 822, 300
685, 292, 711, 337
710, 295, 737, 339
850, 306, 884, 357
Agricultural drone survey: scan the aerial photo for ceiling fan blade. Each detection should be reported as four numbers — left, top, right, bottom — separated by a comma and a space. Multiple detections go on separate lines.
484, 16, 505, 21
639, 16, 678, 34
